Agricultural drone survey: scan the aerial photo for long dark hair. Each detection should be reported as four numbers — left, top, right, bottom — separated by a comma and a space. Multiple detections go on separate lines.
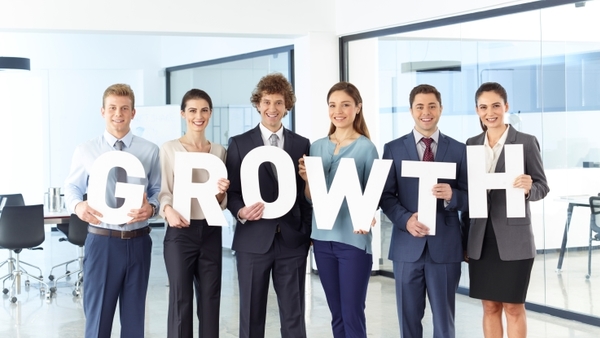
326, 82, 370, 139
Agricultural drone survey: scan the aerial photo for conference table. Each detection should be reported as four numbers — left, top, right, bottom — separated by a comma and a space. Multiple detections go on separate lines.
555, 195, 592, 272
44, 210, 71, 225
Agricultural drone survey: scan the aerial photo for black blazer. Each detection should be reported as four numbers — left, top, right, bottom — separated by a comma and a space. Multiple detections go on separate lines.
226, 125, 312, 254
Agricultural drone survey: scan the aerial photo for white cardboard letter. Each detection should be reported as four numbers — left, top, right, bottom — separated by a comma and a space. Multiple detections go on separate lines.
172, 152, 228, 226
467, 144, 525, 218
240, 146, 296, 219
88, 151, 146, 225
401, 161, 456, 235
304, 157, 391, 232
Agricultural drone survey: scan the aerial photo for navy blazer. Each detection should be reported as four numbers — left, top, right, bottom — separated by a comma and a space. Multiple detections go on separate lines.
225, 125, 312, 254
380, 131, 468, 264
464, 127, 549, 261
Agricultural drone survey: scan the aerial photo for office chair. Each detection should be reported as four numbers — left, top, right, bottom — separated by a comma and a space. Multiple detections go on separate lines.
48, 214, 88, 297
586, 196, 600, 279
0, 194, 28, 282
0, 204, 50, 302
0, 193, 45, 284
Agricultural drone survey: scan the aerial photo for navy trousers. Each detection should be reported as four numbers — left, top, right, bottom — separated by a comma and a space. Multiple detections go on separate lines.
313, 240, 373, 338
163, 220, 222, 338
83, 230, 152, 338
393, 245, 461, 338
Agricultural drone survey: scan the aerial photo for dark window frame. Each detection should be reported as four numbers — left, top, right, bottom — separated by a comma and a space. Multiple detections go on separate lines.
165, 45, 296, 131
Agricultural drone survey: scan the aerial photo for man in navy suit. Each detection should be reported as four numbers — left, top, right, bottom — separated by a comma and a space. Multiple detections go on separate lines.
226, 73, 312, 338
380, 84, 468, 338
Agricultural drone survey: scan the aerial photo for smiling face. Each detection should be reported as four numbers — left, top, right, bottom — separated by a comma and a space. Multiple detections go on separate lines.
258, 92, 286, 132
410, 93, 442, 137
181, 98, 211, 133
101, 95, 135, 139
328, 90, 361, 130
476, 90, 509, 131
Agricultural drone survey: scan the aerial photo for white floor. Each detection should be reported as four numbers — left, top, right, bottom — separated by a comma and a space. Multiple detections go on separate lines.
1, 227, 600, 337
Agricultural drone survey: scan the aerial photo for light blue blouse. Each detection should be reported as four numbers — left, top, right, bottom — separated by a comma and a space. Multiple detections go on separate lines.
309, 135, 379, 254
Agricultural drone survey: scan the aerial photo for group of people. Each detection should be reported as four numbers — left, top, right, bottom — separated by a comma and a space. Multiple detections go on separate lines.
63, 73, 549, 338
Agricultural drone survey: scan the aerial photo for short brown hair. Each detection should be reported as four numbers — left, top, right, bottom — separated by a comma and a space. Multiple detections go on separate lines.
103, 83, 135, 109
327, 82, 370, 139
409, 84, 442, 108
250, 73, 295, 115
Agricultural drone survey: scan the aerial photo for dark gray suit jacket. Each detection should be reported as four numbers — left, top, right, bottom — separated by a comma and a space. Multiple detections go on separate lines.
465, 126, 549, 261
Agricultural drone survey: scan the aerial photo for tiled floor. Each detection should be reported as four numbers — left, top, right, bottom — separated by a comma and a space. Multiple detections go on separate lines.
1, 227, 600, 337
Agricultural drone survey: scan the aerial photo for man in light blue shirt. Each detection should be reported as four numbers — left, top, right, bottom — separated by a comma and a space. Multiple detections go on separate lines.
63, 83, 160, 338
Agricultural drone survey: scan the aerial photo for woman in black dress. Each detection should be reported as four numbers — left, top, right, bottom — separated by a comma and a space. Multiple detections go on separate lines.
465, 82, 549, 337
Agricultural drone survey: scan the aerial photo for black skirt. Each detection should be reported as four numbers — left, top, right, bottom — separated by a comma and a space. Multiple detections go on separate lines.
469, 219, 534, 303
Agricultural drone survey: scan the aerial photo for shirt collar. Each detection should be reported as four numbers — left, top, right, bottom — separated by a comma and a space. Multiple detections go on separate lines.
412, 128, 440, 144
484, 124, 510, 149
104, 130, 133, 149
259, 123, 284, 141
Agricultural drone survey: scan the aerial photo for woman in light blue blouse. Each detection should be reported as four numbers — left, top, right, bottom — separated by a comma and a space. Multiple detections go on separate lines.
298, 82, 378, 338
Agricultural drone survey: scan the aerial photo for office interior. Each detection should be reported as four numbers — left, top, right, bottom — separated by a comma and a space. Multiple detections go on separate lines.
2, 0, 600, 336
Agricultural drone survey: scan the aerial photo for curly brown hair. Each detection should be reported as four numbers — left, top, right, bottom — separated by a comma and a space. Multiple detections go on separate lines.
250, 73, 295, 116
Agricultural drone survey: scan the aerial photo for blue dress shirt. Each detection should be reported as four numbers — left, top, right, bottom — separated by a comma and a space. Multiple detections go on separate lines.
64, 130, 161, 230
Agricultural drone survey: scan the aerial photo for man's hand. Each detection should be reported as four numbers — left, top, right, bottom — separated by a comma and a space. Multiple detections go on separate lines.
432, 183, 452, 202
75, 201, 102, 225
406, 213, 430, 237
238, 202, 265, 221
127, 193, 153, 224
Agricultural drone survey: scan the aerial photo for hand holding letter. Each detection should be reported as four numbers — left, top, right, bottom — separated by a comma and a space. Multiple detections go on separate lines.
406, 212, 430, 237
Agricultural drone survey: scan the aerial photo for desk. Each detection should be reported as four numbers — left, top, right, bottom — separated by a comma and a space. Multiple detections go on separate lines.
44, 211, 71, 225
556, 195, 592, 272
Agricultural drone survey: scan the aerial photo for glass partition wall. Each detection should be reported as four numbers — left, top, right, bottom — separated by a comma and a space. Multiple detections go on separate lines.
343, 0, 600, 324
166, 46, 294, 147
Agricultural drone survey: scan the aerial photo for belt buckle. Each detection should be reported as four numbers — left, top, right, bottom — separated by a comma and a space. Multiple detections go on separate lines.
121, 230, 132, 240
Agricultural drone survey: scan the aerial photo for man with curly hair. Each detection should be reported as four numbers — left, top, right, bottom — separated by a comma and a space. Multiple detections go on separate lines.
226, 73, 312, 338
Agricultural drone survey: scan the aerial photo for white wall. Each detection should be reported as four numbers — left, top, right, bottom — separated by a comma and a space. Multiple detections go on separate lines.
0, 0, 335, 37
335, 0, 538, 35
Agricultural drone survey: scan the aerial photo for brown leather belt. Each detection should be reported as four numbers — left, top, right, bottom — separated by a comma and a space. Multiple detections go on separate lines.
88, 226, 151, 239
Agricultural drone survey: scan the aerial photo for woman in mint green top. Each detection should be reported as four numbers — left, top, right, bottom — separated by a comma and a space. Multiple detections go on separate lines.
298, 82, 378, 338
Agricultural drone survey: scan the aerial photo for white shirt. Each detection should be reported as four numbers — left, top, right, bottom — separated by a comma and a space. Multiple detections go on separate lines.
412, 128, 440, 161
259, 123, 284, 149
484, 125, 510, 173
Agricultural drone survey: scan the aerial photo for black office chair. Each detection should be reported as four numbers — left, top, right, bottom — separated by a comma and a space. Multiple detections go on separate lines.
1, 194, 27, 281
586, 196, 600, 279
0, 204, 50, 302
0, 193, 45, 284
48, 214, 88, 297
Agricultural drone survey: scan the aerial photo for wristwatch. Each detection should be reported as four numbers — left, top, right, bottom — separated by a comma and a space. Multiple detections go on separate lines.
150, 203, 157, 218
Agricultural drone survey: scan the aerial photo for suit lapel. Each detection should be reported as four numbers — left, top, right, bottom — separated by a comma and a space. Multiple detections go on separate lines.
495, 126, 518, 173
403, 134, 420, 161
436, 133, 449, 162
282, 128, 293, 154
250, 125, 264, 148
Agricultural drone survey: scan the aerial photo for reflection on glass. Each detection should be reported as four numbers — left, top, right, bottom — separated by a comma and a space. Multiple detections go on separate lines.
348, 1, 600, 319
168, 51, 292, 147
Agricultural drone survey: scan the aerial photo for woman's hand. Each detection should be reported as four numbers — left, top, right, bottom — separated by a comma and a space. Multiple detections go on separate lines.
513, 174, 532, 196
164, 205, 190, 228
216, 178, 230, 203
354, 217, 377, 235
